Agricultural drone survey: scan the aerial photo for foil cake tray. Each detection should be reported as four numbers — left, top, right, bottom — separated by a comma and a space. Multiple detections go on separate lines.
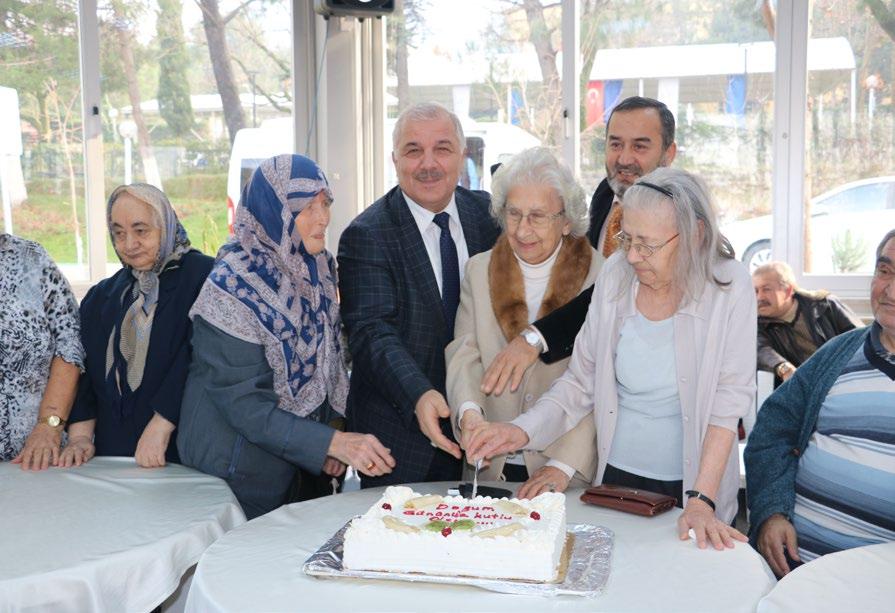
302, 521, 613, 597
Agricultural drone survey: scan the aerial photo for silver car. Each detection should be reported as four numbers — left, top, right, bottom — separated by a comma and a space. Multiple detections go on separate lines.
722, 176, 895, 273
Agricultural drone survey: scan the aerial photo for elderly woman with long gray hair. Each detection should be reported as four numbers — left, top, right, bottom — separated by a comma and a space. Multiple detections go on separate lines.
465, 167, 756, 550
446, 147, 601, 498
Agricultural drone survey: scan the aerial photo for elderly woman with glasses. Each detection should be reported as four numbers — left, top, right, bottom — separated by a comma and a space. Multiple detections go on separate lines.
465, 167, 756, 550
445, 147, 602, 498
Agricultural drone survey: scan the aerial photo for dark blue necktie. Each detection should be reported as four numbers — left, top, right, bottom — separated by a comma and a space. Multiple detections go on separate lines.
433, 212, 460, 336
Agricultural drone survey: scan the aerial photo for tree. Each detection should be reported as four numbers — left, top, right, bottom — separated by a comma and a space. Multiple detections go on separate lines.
387, 0, 428, 112
157, 0, 194, 137
108, 0, 162, 188
197, 0, 250, 144
864, 0, 895, 40
0, 0, 81, 141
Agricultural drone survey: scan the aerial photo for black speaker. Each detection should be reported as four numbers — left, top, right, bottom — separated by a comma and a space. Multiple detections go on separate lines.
314, 0, 395, 18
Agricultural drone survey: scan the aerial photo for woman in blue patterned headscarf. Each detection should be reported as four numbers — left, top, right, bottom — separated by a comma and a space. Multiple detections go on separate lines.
178, 154, 394, 519
62, 183, 214, 468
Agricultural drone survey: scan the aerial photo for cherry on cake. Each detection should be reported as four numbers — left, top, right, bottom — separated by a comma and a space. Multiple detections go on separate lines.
342, 486, 567, 582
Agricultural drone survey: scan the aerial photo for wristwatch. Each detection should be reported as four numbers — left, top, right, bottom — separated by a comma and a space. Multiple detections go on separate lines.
775, 362, 794, 378
521, 327, 543, 352
37, 415, 66, 428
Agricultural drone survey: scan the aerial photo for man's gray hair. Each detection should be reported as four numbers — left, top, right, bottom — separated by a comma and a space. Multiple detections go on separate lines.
489, 147, 589, 237
618, 167, 735, 302
392, 102, 465, 151
753, 261, 799, 291
876, 229, 895, 260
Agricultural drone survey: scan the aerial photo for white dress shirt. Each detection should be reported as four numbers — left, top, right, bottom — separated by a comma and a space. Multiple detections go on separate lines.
403, 192, 470, 294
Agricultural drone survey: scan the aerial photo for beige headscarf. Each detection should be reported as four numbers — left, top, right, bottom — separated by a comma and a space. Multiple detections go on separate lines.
105, 184, 191, 395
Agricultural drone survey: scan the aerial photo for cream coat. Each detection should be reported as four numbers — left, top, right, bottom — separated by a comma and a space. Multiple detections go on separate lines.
446, 246, 602, 484
513, 252, 756, 524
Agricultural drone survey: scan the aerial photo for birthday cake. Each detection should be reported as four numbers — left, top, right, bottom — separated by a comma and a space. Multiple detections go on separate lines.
342, 486, 567, 582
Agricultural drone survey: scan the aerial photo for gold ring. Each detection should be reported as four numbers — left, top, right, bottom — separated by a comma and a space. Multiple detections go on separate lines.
366, 462, 375, 471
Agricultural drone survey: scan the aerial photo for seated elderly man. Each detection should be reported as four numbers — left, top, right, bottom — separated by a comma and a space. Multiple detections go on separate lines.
753, 260, 862, 384
745, 229, 895, 578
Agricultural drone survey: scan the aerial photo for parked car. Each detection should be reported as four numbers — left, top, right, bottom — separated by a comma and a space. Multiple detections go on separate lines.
722, 176, 895, 274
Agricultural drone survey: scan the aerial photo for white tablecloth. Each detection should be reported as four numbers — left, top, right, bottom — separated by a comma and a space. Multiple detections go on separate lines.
757, 542, 895, 613
0, 457, 245, 612
186, 482, 775, 612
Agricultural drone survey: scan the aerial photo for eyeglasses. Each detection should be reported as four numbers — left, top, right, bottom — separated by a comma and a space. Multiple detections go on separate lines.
504, 207, 566, 228
613, 230, 679, 258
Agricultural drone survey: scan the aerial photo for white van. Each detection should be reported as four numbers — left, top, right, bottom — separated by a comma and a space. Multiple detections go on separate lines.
225, 117, 294, 232
226, 117, 541, 232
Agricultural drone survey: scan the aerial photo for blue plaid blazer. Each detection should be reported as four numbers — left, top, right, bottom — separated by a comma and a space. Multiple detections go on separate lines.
337, 185, 500, 485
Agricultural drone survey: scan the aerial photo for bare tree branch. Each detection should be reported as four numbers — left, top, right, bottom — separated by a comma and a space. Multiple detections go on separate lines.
863, 0, 895, 40
223, 0, 258, 24
232, 56, 291, 112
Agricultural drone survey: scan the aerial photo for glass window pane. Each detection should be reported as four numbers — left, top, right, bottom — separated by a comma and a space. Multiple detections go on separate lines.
804, 0, 894, 275
385, 0, 559, 191
98, 0, 293, 271
1, 3, 88, 280
578, 2, 775, 271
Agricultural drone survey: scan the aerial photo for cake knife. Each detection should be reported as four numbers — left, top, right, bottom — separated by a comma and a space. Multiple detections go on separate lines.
472, 458, 482, 499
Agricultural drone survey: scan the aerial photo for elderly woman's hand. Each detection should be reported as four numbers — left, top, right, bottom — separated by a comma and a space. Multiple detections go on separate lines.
677, 497, 748, 550
59, 436, 96, 468
12, 424, 63, 471
135, 412, 176, 468
328, 431, 396, 478
464, 421, 529, 463
481, 335, 540, 396
517, 466, 570, 499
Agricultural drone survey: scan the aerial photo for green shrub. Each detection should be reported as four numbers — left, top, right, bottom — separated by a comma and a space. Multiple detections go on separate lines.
163, 173, 227, 201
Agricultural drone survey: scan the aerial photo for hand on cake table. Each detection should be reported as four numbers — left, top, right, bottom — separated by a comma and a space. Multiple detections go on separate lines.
328, 431, 395, 477
414, 390, 462, 459
516, 466, 570, 499
678, 496, 748, 550
464, 421, 529, 464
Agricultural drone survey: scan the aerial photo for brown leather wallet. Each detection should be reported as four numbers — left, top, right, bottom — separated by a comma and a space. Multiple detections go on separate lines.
580, 484, 677, 516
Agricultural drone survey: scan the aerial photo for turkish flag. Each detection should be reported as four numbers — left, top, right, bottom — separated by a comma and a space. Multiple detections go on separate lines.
586, 81, 604, 128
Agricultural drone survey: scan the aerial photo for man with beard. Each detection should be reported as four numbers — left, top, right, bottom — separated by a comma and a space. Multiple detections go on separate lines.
480, 96, 677, 397
338, 102, 500, 486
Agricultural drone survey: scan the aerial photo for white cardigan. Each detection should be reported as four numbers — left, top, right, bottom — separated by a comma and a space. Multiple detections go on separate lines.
513, 252, 756, 523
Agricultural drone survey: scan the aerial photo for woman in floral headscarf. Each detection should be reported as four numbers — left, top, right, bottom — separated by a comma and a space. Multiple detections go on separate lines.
61, 184, 213, 468
177, 154, 394, 519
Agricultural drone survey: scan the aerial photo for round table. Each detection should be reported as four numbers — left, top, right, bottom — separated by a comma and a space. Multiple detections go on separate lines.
756, 542, 895, 613
186, 483, 775, 612
0, 457, 245, 612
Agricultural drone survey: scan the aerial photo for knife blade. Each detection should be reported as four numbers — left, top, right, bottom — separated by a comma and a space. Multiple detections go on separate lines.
471, 458, 482, 499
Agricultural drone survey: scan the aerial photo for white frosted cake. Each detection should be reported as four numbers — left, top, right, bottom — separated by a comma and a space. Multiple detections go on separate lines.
342, 486, 567, 582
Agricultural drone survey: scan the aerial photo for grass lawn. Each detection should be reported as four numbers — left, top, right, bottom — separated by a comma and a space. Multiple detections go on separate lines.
10, 178, 230, 266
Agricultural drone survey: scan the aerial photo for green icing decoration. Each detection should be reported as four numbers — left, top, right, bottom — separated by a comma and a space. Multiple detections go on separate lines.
423, 520, 449, 532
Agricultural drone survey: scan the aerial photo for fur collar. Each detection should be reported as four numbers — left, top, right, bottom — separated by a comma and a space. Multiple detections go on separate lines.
489, 234, 592, 342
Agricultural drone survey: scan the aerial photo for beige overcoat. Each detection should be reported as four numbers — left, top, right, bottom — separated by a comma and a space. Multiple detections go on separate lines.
446, 235, 602, 484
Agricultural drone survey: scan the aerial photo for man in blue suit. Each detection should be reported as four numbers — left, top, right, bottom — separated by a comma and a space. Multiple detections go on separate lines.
338, 102, 500, 486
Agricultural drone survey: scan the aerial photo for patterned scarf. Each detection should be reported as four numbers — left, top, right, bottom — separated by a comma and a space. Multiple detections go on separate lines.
105, 183, 191, 405
190, 154, 348, 417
